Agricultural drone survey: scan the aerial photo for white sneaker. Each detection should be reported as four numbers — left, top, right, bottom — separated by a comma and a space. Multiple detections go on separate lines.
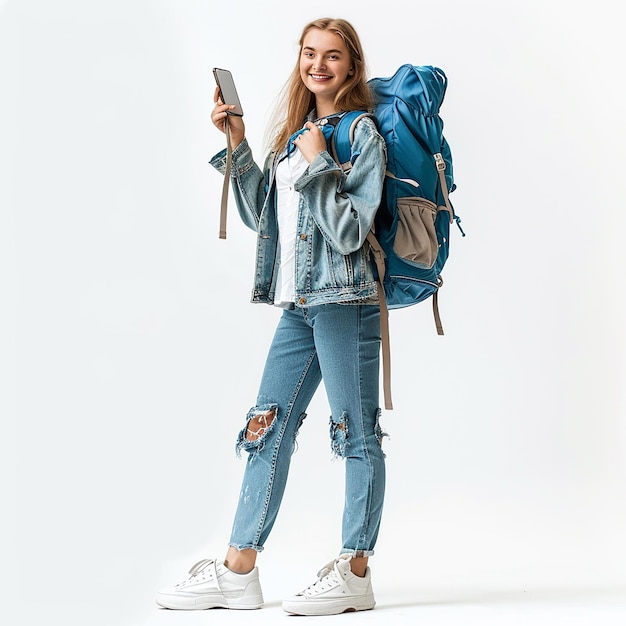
282, 555, 376, 616
156, 558, 264, 610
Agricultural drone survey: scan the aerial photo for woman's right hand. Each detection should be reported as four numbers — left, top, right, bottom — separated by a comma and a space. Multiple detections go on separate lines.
212, 86, 245, 148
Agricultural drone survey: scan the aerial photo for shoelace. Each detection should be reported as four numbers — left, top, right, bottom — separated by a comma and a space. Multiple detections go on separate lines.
300, 558, 345, 595
188, 559, 215, 576
175, 558, 216, 587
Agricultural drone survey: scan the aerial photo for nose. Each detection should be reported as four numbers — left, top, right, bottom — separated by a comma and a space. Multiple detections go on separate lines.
312, 56, 326, 71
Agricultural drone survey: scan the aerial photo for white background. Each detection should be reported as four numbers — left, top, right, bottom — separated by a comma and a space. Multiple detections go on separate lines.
3, 1, 625, 625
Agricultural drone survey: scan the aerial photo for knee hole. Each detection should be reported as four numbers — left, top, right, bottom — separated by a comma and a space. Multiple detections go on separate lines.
246, 410, 275, 441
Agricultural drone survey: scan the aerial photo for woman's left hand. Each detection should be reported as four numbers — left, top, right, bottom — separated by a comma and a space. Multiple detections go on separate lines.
294, 122, 327, 163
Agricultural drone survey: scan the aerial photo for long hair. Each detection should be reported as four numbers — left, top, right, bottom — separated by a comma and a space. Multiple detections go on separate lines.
267, 18, 372, 153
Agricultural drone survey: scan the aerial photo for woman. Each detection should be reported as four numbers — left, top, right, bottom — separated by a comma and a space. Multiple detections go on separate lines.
157, 17, 387, 616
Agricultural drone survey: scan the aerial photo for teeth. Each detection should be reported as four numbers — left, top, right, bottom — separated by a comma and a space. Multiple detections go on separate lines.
311, 74, 330, 79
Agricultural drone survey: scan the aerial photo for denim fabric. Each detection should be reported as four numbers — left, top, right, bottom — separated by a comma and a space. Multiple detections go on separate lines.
209, 115, 387, 307
229, 304, 386, 557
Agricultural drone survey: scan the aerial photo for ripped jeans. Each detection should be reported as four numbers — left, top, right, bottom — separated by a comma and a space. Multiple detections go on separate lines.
229, 304, 386, 557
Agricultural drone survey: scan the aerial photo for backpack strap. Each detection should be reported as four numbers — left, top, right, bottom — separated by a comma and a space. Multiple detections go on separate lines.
432, 277, 444, 335
367, 231, 393, 410
434, 152, 454, 225
328, 110, 372, 172
218, 117, 233, 239
429, 150, 460, 337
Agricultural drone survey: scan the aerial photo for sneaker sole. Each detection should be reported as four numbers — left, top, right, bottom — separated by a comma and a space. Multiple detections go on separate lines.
282, 596, 375, 616
156, 593, 264, 610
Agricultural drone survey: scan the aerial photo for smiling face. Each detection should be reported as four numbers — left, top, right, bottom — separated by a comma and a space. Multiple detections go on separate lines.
299, 27, 354, 116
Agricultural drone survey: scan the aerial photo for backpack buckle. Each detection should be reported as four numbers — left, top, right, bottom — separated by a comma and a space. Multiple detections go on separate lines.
434, 153, 446, 171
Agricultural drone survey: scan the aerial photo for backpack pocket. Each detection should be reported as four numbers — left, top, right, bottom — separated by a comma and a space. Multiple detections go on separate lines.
393, 197, 439, 269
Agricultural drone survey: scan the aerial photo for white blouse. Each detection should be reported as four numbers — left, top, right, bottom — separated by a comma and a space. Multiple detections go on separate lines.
274, 148, 309, 307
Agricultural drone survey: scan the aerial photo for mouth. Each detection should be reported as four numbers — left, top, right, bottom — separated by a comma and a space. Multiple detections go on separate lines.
309, 73, 332, 81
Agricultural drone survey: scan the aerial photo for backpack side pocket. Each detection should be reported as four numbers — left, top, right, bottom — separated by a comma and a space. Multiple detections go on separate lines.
393, 197, 439, 269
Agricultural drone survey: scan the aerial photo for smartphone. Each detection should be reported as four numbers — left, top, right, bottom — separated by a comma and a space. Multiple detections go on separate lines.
213, 67, 244, 116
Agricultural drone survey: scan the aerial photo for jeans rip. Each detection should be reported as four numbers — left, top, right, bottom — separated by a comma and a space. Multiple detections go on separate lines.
236, 404, 279, 460
330, 411, 349, 458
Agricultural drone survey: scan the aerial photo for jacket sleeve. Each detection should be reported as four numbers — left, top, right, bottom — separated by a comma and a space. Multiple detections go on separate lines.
209, 138, 269, 232
293, 116, 386, 255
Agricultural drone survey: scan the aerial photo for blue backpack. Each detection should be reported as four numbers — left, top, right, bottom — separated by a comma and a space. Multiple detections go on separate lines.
326, 64, 463, 408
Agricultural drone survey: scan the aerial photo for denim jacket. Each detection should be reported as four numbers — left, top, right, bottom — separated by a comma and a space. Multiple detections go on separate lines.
209, 115, 386, 307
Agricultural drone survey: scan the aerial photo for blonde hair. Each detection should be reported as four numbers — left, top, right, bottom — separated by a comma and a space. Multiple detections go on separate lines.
268, 18, 372, 153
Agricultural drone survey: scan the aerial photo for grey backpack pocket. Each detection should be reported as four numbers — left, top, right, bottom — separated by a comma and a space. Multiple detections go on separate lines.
393, 197, 439, 269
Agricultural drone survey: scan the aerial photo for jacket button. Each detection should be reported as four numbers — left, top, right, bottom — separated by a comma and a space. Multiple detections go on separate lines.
300, 234, 307, 240
298, 297, 307, 305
